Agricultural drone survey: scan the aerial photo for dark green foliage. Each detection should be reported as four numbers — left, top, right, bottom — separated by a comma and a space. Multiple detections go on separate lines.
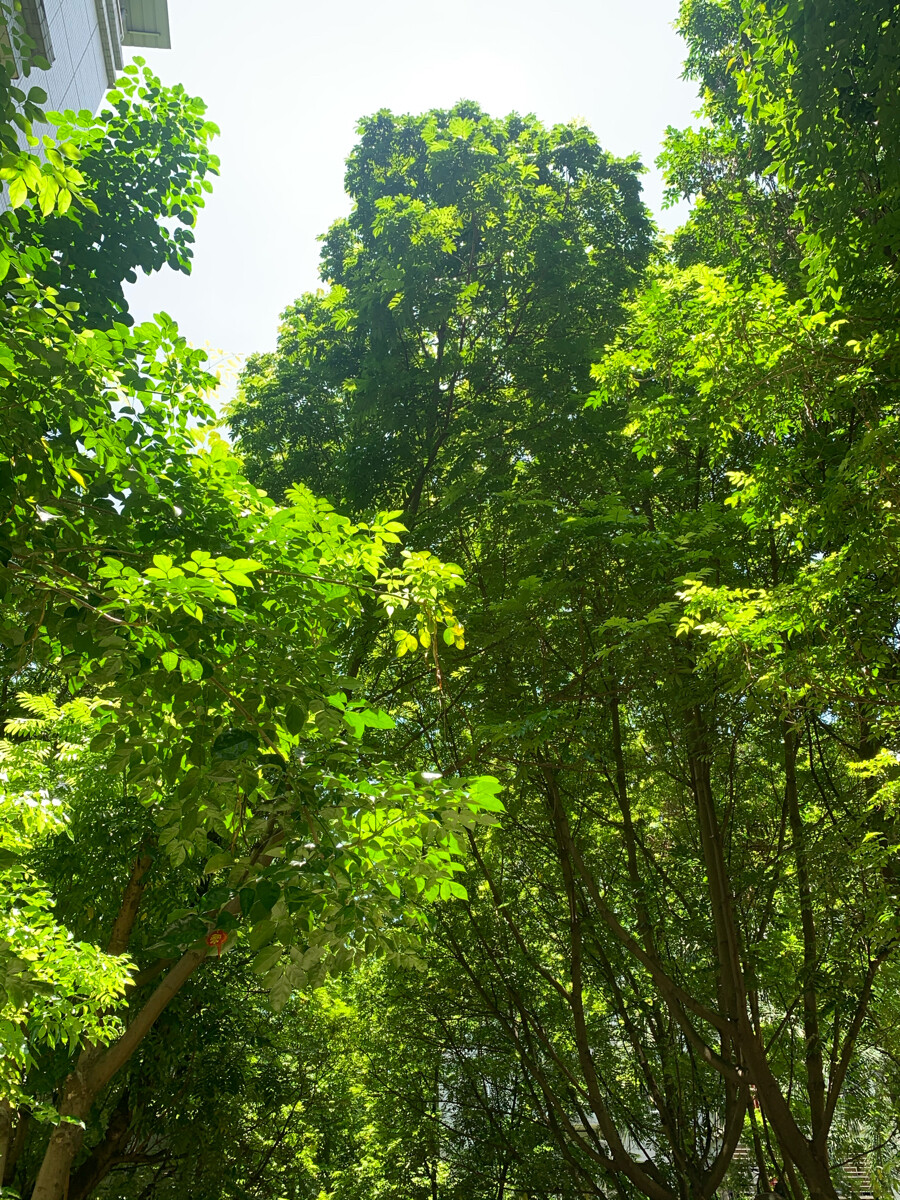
734, 0, 900, 306
229, 103, 652, 517
0, 30, 498, 1200
6, 1, 900, 1198
226, 22, 900, 1197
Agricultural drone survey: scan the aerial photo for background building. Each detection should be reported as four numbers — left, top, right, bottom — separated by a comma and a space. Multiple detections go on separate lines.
6, 0, 170, 115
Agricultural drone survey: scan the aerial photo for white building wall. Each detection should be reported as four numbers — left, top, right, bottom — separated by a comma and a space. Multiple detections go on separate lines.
2, 0, 169, 209
39, 0, 110, 116
8, 0, 170, 121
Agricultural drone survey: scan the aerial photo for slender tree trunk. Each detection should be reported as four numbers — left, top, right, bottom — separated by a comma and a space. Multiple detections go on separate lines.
541, 761, 676, 1200
107, 856, 153, 956
682, 709, 838, 1200
784, 723, 827, 1156
688, 713, 841, 1200
686, 709, 743, 1025
30, 945, 208, 1200
29, 808, 285, 1200
28, 823, 276, 1200
3, 1107, 29, 1187
0, 1098, 13, 1187
29, 847, 209, 1200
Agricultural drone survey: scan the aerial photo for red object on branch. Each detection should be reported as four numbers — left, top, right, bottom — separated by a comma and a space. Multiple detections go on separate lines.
205, 929, 228, 957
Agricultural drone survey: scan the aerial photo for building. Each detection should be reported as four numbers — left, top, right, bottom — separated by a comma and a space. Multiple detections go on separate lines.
5, 0, 170, 116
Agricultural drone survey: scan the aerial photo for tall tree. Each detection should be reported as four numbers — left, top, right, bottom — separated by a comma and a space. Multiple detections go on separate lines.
229, 102, 652, 523
230, 69, 900, 1199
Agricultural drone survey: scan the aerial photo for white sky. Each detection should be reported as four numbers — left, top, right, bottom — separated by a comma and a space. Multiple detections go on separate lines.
126, 0, 699, 384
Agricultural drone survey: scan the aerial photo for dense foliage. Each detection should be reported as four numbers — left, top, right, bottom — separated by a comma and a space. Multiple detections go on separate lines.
0, 10, 498, 1199
227, 4, 900, 1200
4, 0, 900, 1198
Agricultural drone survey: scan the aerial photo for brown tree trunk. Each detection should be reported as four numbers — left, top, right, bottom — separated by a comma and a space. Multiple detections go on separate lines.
29, 822, 280, 1200
67, 1089, 133, 1200
29, 851, 198, 1200
542, 761, 676, 1200
2, 1106, 29, 1187
30, 945, 208, 1200
29, 1071, 95, 1200
784, 723, 827, 1156
685, 712, 839, 1200
0, 1098, 13, 1186
107, 856, 153, 956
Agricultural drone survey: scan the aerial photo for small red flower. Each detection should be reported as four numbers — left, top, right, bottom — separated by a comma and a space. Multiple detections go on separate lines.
205, 929, 228, 957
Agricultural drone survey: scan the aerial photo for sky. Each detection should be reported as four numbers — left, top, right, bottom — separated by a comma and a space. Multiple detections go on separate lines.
126, 0, 700, 388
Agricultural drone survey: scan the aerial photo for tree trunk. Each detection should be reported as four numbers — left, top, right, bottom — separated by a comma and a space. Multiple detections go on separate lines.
30, 1059, 100, 1200
29, 830, 277, 1200
67, 1089, 132, 1200
0, 1099, 13, 1186
107, 856, 153, 956
30, 946, 208, 1200
3, 1106, 29, 1187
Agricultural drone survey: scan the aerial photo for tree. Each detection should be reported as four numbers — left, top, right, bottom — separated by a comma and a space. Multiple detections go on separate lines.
1, 37, 500, 1200
229, 79, 900, 1200
732, 0, 900, 311
228, 102, 652, 522
25, 64, 220, 329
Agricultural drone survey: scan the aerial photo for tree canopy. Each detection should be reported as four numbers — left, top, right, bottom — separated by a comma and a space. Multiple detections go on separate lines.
225, 6, 900, 1200
0, 20, 499, 1200
5, 1, 900, 1198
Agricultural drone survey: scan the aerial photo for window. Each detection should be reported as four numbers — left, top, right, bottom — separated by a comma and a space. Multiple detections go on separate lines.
121, 0, 170, 49
18, 0, 54, 64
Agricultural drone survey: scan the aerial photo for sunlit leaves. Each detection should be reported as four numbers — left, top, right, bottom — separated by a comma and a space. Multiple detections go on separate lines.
0, 697, 132, 1098
0, 43, 498, 1112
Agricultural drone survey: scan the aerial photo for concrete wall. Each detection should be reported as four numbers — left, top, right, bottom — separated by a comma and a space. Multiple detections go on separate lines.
2, 0, 168, 211
26, 0, 113, 117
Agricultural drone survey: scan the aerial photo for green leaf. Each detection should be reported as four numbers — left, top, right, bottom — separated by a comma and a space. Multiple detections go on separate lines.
360, 709, 395, 730
252, 945, 282, 974
203, 852, 232, 874
254, 878, 281, 913
285, 702, 308, 735
8, 176, 27, 208
267, 967, 293, 1012
248, 919, 276, 952
314, 708, 343, 738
